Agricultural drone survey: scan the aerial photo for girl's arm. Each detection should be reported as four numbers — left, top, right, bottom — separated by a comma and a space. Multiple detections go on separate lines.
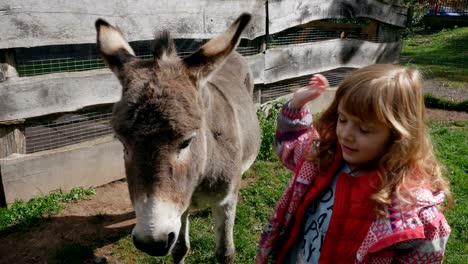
274, 74, 329, 170
392, 209, 451, 264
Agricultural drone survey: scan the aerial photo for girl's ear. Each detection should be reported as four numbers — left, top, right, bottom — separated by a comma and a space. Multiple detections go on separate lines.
183, 13, 251, 85
95, 19, 137, 75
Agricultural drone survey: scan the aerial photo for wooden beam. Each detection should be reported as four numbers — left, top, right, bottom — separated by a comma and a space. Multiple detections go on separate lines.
247, 53, 265, 84
0, 69, 122, 121
268, 0, 408, 35
0, 0, 265, 49
264, 39, 402, 84
0, 136, 125, 206
0, 54, 264, 121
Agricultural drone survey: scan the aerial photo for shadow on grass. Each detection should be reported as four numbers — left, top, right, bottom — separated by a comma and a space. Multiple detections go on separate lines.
0, 211, 135, 264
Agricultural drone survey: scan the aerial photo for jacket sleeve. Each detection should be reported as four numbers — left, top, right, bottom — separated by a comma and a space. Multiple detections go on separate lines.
275, 101, 317, 171
392, 206, 451, 264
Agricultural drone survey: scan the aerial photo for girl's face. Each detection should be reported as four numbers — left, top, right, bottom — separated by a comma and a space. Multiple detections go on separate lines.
336, 106, 391, 171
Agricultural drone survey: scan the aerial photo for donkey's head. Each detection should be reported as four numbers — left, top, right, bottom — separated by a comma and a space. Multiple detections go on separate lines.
96, 14, 251, 256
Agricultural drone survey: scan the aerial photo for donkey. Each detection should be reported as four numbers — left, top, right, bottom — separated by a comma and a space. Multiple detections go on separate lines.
95, 13, 260, 263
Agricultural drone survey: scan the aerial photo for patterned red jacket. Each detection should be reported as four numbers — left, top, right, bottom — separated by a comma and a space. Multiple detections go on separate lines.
256, 104, 451, 263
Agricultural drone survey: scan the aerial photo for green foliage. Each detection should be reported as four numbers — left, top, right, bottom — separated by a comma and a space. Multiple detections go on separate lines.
0, 187, 95, 234
402, 0, 430, 35
256, 99, 285, 161
425, 94, 468, 112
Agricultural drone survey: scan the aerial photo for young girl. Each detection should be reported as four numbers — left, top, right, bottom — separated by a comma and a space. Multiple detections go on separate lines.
257, 64, 452, 263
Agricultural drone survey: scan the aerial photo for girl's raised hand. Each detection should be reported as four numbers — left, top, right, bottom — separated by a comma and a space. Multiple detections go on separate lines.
290, 74, 329, 108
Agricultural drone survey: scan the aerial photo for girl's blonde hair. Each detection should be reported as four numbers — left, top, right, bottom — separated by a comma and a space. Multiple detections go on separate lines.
314, 64, 453, 215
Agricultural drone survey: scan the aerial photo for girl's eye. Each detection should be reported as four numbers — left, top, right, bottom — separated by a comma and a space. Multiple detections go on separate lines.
179, 138, 192, 150
360, 127, 370, 134
338, 117, 347, 123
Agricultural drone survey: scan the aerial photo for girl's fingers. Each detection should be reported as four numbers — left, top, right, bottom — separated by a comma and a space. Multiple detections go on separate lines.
312, 74, 329, 87
309, 75, 328, 86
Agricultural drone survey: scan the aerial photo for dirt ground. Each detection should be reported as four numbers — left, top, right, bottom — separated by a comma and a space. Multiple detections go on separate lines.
0, 80, 466, 264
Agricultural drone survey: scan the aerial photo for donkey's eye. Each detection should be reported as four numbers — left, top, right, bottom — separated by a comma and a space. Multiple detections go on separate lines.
179, 138, 192, 150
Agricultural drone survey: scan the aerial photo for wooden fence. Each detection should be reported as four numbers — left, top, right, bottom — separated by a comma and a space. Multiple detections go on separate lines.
0, 0, 408, 206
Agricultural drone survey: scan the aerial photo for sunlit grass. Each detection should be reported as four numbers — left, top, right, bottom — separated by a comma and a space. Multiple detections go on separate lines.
0, 187, 95, 235
401, 27, 468, 83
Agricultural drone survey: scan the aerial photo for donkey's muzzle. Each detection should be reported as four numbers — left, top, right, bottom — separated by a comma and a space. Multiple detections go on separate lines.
132, 232, 176, 256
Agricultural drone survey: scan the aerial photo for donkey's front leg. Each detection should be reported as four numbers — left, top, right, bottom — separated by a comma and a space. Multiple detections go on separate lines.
212, 194, 238, 264
172, 211, 190, 264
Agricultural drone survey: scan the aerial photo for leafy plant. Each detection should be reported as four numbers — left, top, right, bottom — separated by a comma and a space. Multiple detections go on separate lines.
256, 99, 285, 161
0, 187, 95, 234
402, 0, 430, 36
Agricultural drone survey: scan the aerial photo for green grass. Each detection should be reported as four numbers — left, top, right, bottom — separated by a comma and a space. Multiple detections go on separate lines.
0, 121, 466, 263
430, 121, 468, 264
401, 27, 468, 83
0, 187, 95, 235
107, 122, 467, 263
110, 160, 292, 263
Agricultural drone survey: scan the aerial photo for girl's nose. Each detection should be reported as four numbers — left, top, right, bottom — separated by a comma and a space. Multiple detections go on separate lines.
340, 124, 354, 142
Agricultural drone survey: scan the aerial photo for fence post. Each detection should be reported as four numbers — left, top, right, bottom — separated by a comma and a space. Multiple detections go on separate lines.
0, 120, 26, 208
0, 50, 19, 82
0, 120, 26, 158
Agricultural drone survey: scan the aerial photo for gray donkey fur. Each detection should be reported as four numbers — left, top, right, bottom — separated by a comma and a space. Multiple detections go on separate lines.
95, 13, 260, 263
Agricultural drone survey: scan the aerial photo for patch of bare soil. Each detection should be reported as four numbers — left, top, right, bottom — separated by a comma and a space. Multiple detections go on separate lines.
0, 80, 465, 264
424, 79, 468, 122
0, 180, 135, 264
424, 80, 468, 102
427, 108, 468, 121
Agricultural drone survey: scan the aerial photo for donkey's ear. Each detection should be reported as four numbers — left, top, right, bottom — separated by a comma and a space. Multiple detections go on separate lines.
183, 13, 251, 83
95, 19, 136, 74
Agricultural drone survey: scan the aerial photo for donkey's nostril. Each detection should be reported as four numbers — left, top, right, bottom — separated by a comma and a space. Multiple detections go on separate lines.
132, 233, 177, 256
168, 232, 176, 247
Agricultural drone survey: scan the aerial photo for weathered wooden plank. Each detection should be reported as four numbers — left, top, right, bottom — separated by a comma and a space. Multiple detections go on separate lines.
0, 37, 400, 121
0, 69, 122, 121
0, 136, 125, 206
247, 53, 265, 84
264, 39, 402, 84
268, 0, 408, 35
0, 54, 264, 121
0, 0, 265, 49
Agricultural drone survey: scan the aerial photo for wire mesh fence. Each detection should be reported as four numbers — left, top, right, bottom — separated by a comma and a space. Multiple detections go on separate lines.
25, 110, 114, 153
420, 0, 468, 16
259, 67, 354, 103
15, 39, 261, 77
17, 16, 464, 154
268, 19, 381, 48
23, 66, 355, 154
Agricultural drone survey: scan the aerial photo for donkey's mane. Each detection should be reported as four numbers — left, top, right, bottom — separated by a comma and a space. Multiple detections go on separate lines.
152, 30, 175, 60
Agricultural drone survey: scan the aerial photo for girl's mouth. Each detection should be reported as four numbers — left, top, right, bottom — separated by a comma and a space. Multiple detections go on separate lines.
341, 145, 356, 154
